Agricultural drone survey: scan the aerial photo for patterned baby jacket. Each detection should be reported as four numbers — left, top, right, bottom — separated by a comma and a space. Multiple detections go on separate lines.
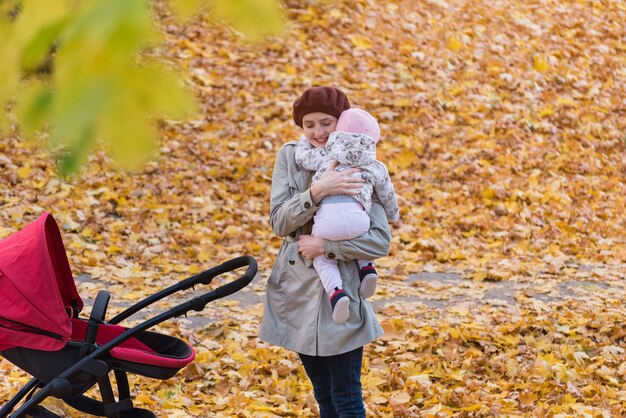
295, 131, 400, 222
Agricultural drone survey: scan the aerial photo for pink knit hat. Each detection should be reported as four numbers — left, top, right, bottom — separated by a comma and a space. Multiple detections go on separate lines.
292, 86, 351, 128
336, 108, 380, 143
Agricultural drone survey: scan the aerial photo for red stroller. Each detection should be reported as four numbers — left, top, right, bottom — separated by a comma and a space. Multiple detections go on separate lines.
0, 213, 257, 417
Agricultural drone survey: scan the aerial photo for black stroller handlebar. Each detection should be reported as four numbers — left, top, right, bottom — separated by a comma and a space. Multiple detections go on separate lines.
110, 255, 258, 324
96, 254, 257, 356
190, 255, 258, 311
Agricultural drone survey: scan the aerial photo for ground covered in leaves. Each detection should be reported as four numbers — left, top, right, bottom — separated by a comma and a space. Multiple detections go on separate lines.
1, 0, 626, 416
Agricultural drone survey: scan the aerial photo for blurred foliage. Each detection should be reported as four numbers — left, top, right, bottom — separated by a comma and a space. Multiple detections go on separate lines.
0, 0, 284, 175
172, 0, 284, 39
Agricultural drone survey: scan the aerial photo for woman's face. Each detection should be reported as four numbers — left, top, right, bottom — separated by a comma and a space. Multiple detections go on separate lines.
302, 112, 338, 148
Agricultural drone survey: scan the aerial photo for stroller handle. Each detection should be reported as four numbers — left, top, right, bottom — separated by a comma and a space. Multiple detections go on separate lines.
110, 255, 258, 324
190, 255, 258, 311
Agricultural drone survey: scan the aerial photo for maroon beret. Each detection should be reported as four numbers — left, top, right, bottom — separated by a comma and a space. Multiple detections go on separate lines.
292, 86, 351, 128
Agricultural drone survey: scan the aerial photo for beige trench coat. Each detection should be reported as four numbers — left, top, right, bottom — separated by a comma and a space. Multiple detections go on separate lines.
259, 141, 390, 356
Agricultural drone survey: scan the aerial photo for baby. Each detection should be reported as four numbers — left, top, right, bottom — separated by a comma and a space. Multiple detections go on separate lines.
296, 108, 400, 323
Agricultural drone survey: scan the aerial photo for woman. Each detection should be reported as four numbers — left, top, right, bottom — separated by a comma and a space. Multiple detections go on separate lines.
260, 86, 391, 417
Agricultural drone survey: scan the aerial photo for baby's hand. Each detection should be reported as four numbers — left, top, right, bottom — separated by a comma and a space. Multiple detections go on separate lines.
390, 219, 401, 227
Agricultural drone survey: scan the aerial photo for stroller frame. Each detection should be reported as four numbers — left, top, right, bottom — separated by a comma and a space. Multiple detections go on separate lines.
0, 215, 257, 418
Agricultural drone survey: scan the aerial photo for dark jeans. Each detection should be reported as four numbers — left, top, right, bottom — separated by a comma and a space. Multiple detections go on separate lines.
298, 347, 366, 418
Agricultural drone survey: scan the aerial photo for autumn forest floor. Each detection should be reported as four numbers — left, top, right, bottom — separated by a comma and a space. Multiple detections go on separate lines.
2, 0, 626, 417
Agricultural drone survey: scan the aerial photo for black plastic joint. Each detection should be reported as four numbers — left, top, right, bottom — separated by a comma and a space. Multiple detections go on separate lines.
190, 297, 205, 312
49, 378, 72, 399
79, 358, 109, 378
103, 398, 133, 415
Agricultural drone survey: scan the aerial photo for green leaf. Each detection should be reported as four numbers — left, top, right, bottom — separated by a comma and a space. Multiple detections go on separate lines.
0, 24, 21, 129
21, 17, 69, 72
97, 93, 157, 170
56, 0, 155, 83
49, 79, 111, 150
45, 0, 163, 173
92, 64, 194, 170
131, 64, 196, 120
15, 81, 54, 139
58, 133, 91, 176
213, 0, 284, 41
170, 0, 210, 20
12, 0, 72, 58
2, 0, 195, 173
0, 0, 71, 131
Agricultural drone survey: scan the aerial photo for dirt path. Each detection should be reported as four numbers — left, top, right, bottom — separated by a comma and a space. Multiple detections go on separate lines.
76, 262, 626, 330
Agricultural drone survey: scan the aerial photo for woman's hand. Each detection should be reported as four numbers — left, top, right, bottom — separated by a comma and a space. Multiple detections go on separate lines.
298, 235, 326, 259
310, 160, 364, 205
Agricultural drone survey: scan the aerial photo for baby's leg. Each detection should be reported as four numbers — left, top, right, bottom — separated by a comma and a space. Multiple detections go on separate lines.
313, 255, 349, 323
313, 204, 374, 298
313, 255, 342, 295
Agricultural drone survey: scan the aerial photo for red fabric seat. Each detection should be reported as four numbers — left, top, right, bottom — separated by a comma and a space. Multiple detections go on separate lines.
70, 319, 195, 369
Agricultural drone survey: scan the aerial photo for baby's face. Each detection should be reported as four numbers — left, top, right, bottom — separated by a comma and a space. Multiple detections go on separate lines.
302, 112, 338, 148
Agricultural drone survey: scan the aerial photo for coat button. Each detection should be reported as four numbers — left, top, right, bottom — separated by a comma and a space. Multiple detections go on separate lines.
304, 202, 311, 209
289, 260, 295, 265
327, 253, 336, 259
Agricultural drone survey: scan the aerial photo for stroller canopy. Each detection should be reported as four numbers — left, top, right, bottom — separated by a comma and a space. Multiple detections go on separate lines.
0, 213, 83, 352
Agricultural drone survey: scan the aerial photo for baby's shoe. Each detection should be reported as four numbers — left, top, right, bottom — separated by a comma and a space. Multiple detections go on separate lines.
330, 288, 350, 324
359, 264, 378, 299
